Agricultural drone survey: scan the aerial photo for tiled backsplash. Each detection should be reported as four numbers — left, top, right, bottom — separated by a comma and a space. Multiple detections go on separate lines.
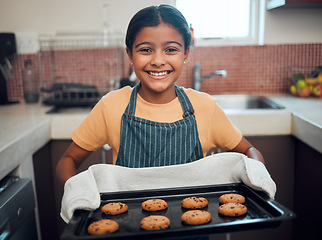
6, 43, 322, 101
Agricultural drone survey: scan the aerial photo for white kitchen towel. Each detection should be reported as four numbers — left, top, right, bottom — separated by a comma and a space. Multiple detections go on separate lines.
60, 152, 276, 223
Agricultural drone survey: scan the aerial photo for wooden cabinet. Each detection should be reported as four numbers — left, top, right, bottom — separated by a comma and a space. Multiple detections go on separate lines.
267, 0, 322, 9
227, 135, 295, 240
208, 135, 295, 240
33, 140, 107, 240
32, 142, 58, 240
292, 138, 322, 240
224, 135, 322, 240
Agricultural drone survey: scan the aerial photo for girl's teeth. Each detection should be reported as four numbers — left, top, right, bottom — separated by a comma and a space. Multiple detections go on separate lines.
149, 71, 168, 76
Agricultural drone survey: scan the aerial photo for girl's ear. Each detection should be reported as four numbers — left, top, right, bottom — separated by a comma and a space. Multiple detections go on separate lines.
126, 47, 133, 62
184, 47, 190, 63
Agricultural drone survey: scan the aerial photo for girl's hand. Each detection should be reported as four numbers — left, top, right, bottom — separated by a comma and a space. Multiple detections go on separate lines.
56, 142, 93, 185
232, 137, 265, 164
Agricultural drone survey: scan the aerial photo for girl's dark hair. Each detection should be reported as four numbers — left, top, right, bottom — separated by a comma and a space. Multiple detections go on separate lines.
126, 4, 191, 54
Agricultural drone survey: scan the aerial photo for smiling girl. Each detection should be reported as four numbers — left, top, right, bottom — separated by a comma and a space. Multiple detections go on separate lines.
56, 4, 264, 185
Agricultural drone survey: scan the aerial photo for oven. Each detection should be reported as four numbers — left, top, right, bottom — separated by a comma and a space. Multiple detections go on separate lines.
0, 177, 38, 240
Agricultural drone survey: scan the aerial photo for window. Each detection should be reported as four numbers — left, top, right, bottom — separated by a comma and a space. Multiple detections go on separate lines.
176, 0, 265, 46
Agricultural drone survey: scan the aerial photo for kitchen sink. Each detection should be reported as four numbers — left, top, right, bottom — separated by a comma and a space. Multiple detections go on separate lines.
211, 94, 284, 110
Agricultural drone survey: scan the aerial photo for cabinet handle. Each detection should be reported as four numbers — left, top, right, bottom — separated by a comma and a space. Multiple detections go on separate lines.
0, 218, 10, 240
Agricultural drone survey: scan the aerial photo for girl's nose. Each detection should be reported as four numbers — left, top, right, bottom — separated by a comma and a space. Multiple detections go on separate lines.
150, 52, 165, 67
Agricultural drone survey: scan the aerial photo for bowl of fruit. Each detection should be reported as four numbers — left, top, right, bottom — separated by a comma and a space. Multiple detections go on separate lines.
287, 66, 322, 98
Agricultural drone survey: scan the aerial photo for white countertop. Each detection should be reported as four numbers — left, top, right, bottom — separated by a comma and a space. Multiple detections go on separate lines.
269, 95, 322, 156
0, 94, 321, 180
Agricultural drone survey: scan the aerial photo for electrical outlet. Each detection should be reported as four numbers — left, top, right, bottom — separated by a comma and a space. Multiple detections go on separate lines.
15, 32, 39, 54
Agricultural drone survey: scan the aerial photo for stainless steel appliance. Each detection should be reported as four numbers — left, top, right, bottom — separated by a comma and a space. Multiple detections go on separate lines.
0, 177, 38, 240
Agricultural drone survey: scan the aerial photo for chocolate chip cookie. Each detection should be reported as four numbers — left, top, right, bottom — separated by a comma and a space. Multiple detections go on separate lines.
140, 215, 170, 230
181, 210, 212, 225
181, 196, 208, 209
218, 203, 248, 217
101, 202, 128, 215
219, 193, 245, 204
87, 219, 119, 235
141, 199, 168, 211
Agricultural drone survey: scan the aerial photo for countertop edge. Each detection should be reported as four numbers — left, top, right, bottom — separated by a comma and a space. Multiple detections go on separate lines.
292, 113, 322, 154
0, 117, 51, 180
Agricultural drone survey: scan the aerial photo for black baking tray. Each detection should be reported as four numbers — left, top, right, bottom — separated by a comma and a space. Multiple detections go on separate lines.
60, 183, 295, 240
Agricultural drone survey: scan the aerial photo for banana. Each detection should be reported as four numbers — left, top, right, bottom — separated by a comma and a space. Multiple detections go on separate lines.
305, 77, 319, 86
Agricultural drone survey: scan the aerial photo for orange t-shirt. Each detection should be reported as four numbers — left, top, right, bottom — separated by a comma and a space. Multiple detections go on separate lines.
72, 86, 242, 164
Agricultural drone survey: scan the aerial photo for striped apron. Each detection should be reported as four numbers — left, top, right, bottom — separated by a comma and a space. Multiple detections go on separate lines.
116, 83, 203, 168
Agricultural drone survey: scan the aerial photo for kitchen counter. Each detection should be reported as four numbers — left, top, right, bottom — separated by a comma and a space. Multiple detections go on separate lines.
269, 95, 322, 156
0, 104, 51, 180
0, 94, 321, 181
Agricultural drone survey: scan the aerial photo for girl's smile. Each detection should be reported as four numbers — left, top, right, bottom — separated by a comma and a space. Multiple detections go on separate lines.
127, 23, 189, 104
147, 71, 171, 77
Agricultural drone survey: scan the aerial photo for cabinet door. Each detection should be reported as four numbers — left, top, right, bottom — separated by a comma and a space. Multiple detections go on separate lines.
33, 140, 106, 239
293, 139, 322, 240
267, 0, 322, 9
286, 0, 322, 3
50, 140, 104, 236
230, 135, 295, 240
33, 142, 59, 240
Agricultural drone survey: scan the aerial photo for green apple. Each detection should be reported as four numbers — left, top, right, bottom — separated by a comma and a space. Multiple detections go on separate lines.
296, 80, 307, 89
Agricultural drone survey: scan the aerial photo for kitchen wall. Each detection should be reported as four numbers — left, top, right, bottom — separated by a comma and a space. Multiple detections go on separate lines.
0, 0, 173, 36
2, 0, 322, 43
1, 0, 322, 100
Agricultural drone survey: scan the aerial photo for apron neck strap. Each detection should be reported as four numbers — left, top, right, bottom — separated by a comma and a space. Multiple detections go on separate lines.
124, 83, 140, 116
125, 83, 195, 118
174, 85, 195, 118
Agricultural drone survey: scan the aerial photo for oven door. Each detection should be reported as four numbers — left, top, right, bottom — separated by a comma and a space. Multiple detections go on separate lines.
0, 178, 38, 240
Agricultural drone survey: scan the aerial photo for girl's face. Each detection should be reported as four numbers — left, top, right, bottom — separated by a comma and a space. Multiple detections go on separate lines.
127, 23, 189, 103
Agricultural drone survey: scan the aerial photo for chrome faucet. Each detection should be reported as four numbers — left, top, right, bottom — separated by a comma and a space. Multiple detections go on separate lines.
192, 63, 227, 91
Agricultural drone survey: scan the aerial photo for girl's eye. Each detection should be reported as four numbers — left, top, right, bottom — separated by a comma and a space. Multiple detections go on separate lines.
138, 48, 152, 53
166, 48, 178, 54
